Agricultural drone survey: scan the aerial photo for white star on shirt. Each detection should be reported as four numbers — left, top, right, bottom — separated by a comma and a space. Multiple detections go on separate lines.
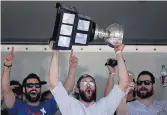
40, 108, 46, 115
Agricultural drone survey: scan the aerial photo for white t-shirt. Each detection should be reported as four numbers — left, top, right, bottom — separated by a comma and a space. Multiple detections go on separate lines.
50, 82, 125, 115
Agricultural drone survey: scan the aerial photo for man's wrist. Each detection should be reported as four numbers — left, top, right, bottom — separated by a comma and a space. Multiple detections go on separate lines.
4, 63, 12, 68
109, 72, 115, 75
69, 66, 76, 73
52, 50, 59, 54
69, 65, 77, 69
115, 50, 122, 55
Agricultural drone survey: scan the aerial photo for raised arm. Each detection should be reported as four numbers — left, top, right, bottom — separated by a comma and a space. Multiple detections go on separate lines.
94, 44, 129, 115
115, 44, 129, 92
104, 65, 116, 96
114, 44, 132, 115
63, 49, 78, 94
2, 47, 15, 108
48, 41, 79, 115
48, 41, 59, 89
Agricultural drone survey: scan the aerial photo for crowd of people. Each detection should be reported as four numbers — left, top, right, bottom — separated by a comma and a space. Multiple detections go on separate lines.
1, 42, 167, 115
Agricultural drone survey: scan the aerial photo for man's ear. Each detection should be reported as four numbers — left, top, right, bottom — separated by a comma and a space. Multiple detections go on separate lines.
74, 87, 79, 93
153, 84, 156, 93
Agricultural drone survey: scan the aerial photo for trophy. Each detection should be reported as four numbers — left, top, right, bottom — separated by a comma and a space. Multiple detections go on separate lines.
94, 23, 124, 48
51, 2, 124, 50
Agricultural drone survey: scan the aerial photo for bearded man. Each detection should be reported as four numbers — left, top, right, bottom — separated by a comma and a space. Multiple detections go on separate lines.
123, 71, 167, 115
2, 47, 58, 115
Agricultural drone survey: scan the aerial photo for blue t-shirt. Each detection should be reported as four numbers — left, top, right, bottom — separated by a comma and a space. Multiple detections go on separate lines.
8, 98, 58, 115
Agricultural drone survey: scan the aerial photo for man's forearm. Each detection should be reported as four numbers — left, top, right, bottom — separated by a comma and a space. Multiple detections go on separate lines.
2, 66, 15, 108
49, 51, 59, 89
104, 73, 115, 96
63, 66, 76, 94
116, 52, 129, 92
2, 66, 12, 93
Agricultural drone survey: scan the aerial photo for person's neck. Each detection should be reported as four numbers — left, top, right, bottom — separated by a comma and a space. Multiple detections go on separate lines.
138, 97, 154, 107
26, 99, 40, 106
127, 92, 135, 102
80, 99, 94, 108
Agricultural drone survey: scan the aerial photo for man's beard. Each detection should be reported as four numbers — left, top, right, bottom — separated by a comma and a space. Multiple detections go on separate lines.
79, 88, 96, 102
25, 89, 41, 102
137, 86, 153, 99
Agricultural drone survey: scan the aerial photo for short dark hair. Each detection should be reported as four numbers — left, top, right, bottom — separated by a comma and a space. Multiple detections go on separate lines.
40, 90, 52, 102
10, 80, 23, 95
22, 73, 47, 87
137, 71, 155, 84
74, 74, 96, 101
10, 80, 22, 87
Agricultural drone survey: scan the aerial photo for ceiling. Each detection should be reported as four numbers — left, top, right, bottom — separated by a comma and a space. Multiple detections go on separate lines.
1, 1, 167, 45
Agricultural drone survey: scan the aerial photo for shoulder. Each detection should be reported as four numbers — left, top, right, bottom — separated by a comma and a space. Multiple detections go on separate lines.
13, 99, 24, 106
41, 98, 58, 110
41, 98, 56, 105
126, 100, 144, 113
8, 99, 25, 114
154, 100, 167, 106
127, 100, 139, 108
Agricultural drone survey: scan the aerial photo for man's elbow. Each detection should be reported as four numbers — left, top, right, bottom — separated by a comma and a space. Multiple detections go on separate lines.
48, 79, 56, 89
119, 82, 129, 92
49, 80, 56, 89
65, 88, 73, 94
48, 73, 58, 89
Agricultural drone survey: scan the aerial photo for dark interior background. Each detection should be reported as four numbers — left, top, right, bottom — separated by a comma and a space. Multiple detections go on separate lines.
1, 1, 167, 45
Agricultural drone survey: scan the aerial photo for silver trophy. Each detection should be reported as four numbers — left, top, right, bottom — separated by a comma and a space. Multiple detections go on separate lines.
51, 2, 124, 50
94, 23, 124, 48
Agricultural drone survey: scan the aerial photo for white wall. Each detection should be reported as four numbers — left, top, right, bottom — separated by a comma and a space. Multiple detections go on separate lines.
1, 45, 167, 101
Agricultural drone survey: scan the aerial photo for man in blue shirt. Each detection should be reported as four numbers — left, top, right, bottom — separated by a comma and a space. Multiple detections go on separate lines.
2, 47, 58, 115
